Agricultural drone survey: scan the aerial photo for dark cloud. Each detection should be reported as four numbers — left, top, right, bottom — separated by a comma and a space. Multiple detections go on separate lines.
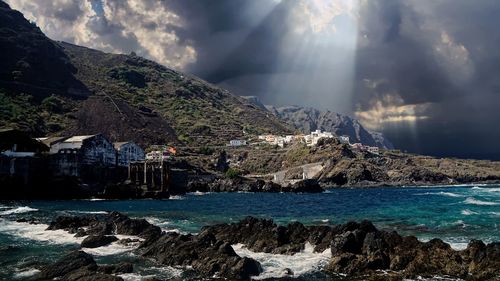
353, 0, 500, 159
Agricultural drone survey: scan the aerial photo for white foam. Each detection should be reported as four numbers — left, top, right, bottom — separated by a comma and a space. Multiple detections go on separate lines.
118, 273, 157, 281
471, 186, 500, 192
143, 217, 184, 234
461, 209, 478, 215
169, 195, 184, 200
13, 268, 41, 279
117, 266, 183, 280
463, 197, 499, 206
191, 191, 211, 196
82, 235, 143, 256
404, 276, 463, 281
65, 210, 109, 215
233, 242, 331, 279
415, 192, 463, 198
0, 206, 38, 216
0, 219, 83, 245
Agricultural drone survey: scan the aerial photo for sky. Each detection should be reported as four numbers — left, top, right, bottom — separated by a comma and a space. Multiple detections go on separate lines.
5, 0, 500, 160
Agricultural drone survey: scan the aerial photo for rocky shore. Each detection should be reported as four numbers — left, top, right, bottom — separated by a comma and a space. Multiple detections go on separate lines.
26, 212, 500, 280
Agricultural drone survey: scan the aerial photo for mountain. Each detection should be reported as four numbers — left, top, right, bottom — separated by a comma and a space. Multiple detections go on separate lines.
265, 105, 394, 149
0, 2, 292, 146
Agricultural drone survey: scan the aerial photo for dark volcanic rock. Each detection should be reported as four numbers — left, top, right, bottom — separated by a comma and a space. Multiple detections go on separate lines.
45, 213, 500, 281
201, 217, 500, 280
140, 232, 262, 279
62, 269, 123, 281
288, 179, 323, 193
40, 251, 128, 280
98, 262, 134, 274
47, 212, 162, 245
81, 235, 118, 248
40, 251, 97, 279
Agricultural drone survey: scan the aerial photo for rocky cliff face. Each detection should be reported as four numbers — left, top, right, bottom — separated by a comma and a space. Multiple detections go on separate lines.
265, 105, 394, 149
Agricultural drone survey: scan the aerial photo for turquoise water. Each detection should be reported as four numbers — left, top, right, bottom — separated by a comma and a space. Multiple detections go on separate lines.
0, 185, 499, 280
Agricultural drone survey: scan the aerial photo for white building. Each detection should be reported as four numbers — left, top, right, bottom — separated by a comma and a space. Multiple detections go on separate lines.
229, 139, 247, 147
339, 135, 350, 144
305, 130, 334, 146
367, 146, 380, 154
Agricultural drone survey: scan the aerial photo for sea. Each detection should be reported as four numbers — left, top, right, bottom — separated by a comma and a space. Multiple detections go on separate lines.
0, 185, 499, 280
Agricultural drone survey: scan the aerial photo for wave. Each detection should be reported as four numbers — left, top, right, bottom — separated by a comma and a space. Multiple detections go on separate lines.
118, 273, 157, 281
463, 197, 499, 206
169, 195, 184, 200
143, 217, 183, 234
414, 192, 464, 198
488, 211, 500, 217
65, 210, 109, 215
190, 191, 211, 196
0, 219, 83, 245
471, 186, 500, 193
233, 242, 331, 279
82, 235, 142, 256
118, 267, 184, 281
0, 206, 38, 216
13, 268, 41, 279
461, 209, 479, 216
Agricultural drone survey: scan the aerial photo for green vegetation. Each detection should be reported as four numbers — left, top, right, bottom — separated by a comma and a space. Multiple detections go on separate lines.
285, 144, 311, 166
225, 167, 242, 179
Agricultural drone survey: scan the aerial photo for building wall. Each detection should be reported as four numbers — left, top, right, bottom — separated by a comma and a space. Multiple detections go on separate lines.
117, 143, 145, 167
81, 135, 116, 166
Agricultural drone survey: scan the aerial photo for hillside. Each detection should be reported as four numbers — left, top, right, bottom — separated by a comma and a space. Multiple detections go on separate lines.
0, 2, 292, 146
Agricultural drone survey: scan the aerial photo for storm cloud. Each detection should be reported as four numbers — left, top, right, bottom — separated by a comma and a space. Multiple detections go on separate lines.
5, 0, 500, 159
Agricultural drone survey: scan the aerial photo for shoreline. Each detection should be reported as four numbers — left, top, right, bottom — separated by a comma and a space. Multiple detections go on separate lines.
1, 212, 498, 280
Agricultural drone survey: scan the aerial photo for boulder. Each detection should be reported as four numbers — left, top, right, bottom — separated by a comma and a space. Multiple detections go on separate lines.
140, 232, 262, 279
81, 235, 118, 248
40, 251, 97, 279
289, 179, 323, 193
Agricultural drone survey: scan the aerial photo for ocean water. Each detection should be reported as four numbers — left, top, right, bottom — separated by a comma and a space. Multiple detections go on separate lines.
0, 185, 499, 280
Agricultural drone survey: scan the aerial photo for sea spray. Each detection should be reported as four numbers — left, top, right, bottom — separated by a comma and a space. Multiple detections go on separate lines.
0, 219, 83, 245
0, 206, 38, 216
233, 242, 331, 279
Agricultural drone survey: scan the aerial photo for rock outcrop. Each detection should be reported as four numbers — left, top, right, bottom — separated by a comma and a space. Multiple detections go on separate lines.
201, 217, 500, 280
47, 211, 162, 246
140, 231, 262, 279
45, 213, 500, 281
39, 251, 125, 281
186, 177, 323, 193
81, 235, 119, 248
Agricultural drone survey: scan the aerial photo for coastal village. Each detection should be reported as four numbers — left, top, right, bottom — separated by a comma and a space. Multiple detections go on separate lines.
0, 127, 383, 199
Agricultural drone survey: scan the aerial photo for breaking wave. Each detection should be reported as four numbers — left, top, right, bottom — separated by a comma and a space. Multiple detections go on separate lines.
233, 243, 331, 279
13, 268, 41, 279
0, 219, 82, 245
0, 206, 38, 216
414, 192, 464, 198
461, 209, 479, 216
463, 197, 499, 206
82, 235, 142, 256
